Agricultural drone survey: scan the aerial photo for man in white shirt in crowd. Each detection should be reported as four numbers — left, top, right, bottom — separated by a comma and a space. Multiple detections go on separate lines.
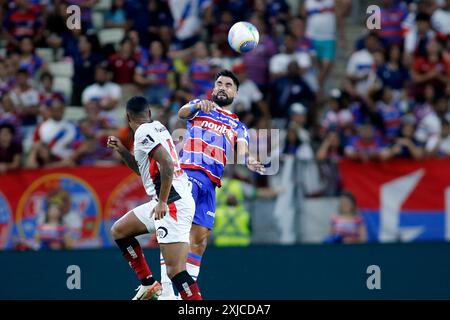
82, 63, 122, 122
269, 33, 317, 92
345, 32, 380, 98
300, 0, 348, 90
9, 68, 40, 127
26, 98, 78, 169
432, 0, 450, 35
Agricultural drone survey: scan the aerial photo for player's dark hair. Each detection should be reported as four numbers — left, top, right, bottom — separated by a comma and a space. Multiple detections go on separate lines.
126, 96, 150, 117
215, 69, 240, 90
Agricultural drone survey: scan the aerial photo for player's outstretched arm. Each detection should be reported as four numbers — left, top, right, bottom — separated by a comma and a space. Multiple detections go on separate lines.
150, 146, 174, 220
107, 136, 141, 176
178, 99, 216, 119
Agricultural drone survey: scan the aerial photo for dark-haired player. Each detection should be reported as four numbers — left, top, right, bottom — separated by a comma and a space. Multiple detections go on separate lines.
107, 96, 202, 300
159, 70, 265, 299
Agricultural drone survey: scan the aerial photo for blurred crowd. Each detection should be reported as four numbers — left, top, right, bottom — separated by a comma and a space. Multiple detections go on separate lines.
0, 0, 449, 200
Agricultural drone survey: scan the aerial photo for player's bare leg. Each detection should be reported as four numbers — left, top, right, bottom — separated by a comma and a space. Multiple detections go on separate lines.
160, 242, 202, 300
111, 211, 162, 300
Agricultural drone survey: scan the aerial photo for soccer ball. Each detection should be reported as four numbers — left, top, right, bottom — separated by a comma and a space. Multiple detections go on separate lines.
228, 21, 260, 53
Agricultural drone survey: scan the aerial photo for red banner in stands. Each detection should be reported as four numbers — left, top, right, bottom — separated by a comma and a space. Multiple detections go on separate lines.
339, 158, 450, 242
0, 166, 150, 250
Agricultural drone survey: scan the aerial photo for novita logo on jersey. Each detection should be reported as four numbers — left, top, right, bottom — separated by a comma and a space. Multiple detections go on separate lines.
200, 121, 235, 141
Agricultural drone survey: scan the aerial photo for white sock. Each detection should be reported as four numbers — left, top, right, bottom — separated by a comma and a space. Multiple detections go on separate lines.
187, 252, 202, 282
160, 253, 175, 297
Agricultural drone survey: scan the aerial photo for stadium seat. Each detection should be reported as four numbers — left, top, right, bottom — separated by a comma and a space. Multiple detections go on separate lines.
52, 76, 73, 100
36, 48, 54, 63
49, 61, 74, 78
92, 11, 105, 30
98, 28, 125, 46
94, 0, 112, 11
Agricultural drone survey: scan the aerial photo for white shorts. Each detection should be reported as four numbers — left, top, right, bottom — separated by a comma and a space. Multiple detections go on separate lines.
132, 195, 195, 244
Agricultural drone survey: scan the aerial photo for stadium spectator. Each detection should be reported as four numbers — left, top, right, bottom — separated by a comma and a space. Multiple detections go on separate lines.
82, 63, 122, 117
369, 86, 404, 142
320, 88, 355, 135
9, 68, 40, 126
38, 72, 65, 120
316, 129, 343, 196
71, 117, 118, 166
404, 12, 435, 61
413, 97, 442, 155
269, 60, 315, 125
18, 37, 46, 78
438, 114, 450, 155
108, 38, 137, 85
104, 0, 129, 29
345, 32, 380, 98
169, 0, 213, 50
26, 99, 78, 169
72, 33, 103, 106
377, 0, 409, 47
131, 0, 173, 48
431, 0, 450, 36
43, 1, 67, 51
212, 10, 236, 58
377, 44, 410, 98
0, 59, 13, 96
385, 114, 424, 159
270, 33, 315, 89
344, 122, 389, 162
300, 0, 347, 90
83, 100, 118, 134
230, 62, 269, 121
37, 199, 71, 250
0, 94, 22, 136
187, 41, 214, 98
411, 37, 450, 96
0, 123, 22, 174
134, 40, 173, 106
325, 191, 367, 243
242, 14, 277, 94
2, 0, 44, 51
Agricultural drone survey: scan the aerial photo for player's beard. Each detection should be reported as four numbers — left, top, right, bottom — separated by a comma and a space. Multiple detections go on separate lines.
212, 91, 234, 107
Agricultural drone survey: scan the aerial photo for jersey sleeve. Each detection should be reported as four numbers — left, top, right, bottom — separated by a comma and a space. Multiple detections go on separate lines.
184, 99, 201, 120
135, 127, 162, 157
236, 121, 250, 145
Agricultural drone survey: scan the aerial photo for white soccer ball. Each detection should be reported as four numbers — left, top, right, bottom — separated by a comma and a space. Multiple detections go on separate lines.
228, 21, 260, 53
